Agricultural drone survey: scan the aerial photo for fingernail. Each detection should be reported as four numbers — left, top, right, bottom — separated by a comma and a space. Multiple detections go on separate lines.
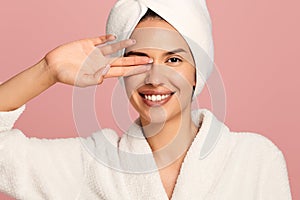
148, 58, 154, 63
108, 34, 117, 40
101, 64, 111, 76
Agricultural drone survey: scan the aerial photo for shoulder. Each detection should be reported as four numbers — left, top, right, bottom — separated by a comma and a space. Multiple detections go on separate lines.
198, 108, 284, 158
193, 109, 285, 162
223, 130, 286, 163
81, 128, 120, 149
230, 130, 282, 151
226, 131, 291, 198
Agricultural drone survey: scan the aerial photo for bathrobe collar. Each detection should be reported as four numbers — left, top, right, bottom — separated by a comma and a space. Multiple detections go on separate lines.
118, 108, 229, 173
119, 108, 231, 199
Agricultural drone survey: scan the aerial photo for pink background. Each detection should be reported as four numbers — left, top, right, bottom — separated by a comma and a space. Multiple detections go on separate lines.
0, 0, 299, 199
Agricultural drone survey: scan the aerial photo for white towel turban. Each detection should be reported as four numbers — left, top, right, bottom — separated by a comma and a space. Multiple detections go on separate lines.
106, 0, 214, 99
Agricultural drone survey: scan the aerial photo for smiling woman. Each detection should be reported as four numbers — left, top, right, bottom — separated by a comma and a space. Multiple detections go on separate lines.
0, 0, 293, 199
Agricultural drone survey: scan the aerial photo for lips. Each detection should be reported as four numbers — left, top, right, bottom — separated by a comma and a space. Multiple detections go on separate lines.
138, 90, 175, 107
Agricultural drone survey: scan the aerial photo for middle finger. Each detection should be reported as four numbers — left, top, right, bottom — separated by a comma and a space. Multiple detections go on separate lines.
110, 56, 153, 66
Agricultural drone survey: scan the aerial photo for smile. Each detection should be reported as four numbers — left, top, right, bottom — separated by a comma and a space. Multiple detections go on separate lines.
139, 92, 175, 106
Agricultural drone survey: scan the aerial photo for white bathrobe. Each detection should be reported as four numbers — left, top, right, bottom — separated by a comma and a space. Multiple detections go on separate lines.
0, 105, 292, 199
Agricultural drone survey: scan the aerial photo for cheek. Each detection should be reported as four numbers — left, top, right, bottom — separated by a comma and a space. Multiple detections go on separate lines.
185, 67, 196, 86
169, 66, 196, 91
124, 74, 146, 98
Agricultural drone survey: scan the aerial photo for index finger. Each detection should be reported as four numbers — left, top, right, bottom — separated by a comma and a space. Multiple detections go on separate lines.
90, 34, 116, 46
100, 39, 136, 56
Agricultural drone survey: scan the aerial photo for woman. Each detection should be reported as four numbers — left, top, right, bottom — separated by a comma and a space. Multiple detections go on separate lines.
0, 0, 292, 199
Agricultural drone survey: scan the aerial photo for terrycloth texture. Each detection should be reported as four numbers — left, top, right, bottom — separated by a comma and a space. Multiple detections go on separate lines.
106, 0, 214, 99
0, 104, 25, 132
0, 106, 292, 199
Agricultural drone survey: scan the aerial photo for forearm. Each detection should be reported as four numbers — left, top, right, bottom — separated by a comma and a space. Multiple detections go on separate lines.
0, 58, 56, 111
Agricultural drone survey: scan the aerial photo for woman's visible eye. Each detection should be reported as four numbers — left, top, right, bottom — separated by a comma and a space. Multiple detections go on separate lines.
166, 57, 182, 63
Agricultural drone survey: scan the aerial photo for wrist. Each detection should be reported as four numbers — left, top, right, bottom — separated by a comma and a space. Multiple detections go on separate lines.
38, 58, 57, 86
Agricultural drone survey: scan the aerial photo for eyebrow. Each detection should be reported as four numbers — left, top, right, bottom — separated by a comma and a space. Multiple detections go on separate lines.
164, 48, 188, 56
124, 48, 188, 57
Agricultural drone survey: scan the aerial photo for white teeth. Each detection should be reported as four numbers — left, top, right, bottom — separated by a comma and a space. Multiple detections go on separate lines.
157, 95, 162, 101
144, 94, 171, 102
152, 95, 157, 101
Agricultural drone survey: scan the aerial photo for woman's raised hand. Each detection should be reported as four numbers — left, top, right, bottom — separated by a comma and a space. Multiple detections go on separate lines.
45, 34, 152, 87
0, 35, 152, 111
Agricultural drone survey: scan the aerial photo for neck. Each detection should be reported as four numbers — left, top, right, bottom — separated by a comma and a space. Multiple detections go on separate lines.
140, 107, 199, 168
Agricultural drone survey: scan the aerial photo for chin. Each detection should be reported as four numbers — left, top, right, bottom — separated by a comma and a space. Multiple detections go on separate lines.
137, 104, 183, 126
147, 106, 168, 124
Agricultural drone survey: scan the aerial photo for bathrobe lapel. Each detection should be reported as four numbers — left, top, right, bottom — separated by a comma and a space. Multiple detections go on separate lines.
119, 108, 232, 199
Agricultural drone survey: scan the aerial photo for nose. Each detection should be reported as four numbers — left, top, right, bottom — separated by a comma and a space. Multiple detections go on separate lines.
144, 64, 166, 87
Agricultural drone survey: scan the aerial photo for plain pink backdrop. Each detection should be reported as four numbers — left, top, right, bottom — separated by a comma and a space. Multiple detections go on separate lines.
0, 0, 299, 199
